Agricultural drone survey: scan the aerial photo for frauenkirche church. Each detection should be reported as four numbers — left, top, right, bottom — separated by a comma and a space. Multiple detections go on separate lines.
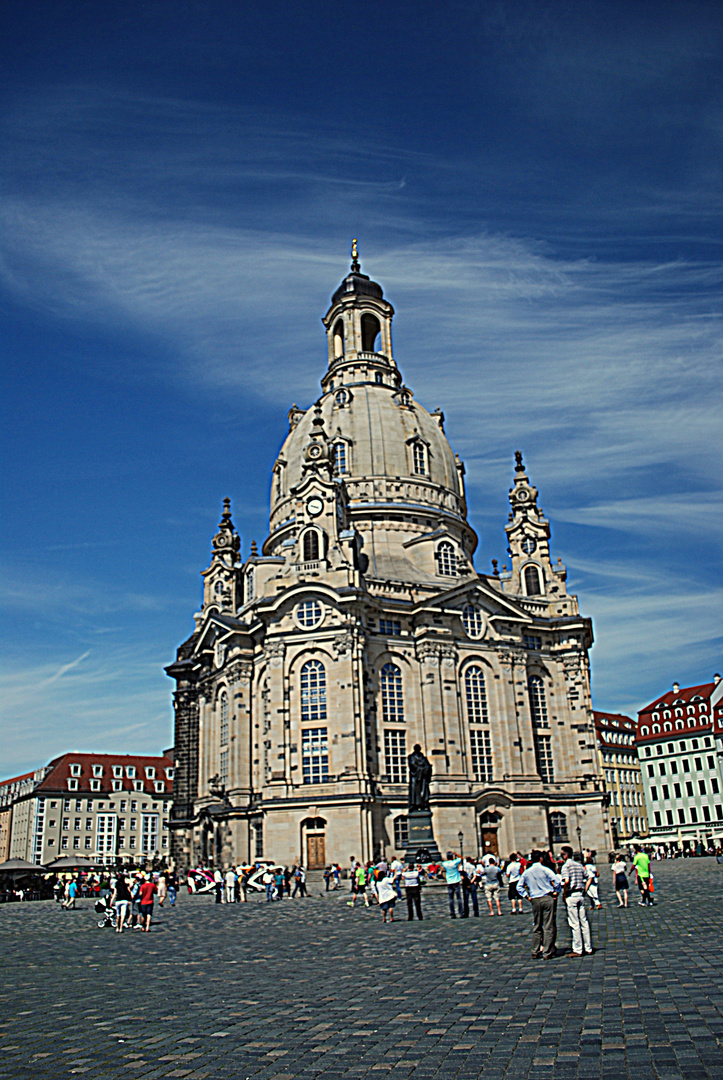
167, 247, 612, 869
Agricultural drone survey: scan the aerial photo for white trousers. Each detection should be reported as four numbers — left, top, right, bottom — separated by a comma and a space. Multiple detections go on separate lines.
225, 885, 235, 903
565, 893, 592, 953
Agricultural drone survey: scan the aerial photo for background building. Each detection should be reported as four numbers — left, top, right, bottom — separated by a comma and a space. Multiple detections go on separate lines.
4, 752, 174, 866
594, 711, 647, 845
167, 254, 612, 869
636, 677, 723, 849
0, 771, 36, 862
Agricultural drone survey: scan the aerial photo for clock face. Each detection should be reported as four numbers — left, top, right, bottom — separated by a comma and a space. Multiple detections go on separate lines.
308, 444, 322, 459
521, 537, 537, 555
215, 533, 227, 546
516, 488, 530, 502
307, 497, 324, 517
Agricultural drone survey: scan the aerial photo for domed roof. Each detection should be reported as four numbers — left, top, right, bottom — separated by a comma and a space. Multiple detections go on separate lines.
272, 382, 464, 520
331, 270, 384, 306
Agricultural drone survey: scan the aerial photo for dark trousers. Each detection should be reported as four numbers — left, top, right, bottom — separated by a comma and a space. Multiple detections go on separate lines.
463, 883, 479, 917
447, 882, 464, 917
637, 876, 651, 903
406, 887, 423, 920
214, 884, 223, 904
530, 894, 556, 957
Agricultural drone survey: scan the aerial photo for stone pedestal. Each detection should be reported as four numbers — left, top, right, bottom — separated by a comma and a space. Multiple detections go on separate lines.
404, 809, 442, 864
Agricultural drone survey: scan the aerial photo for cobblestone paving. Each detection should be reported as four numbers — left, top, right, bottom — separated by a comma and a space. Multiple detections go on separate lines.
0, 859, 721, 1080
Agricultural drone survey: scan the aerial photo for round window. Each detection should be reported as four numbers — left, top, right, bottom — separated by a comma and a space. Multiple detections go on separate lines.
461, 604, 485, 639
296, 599, 323, 630
335, 389, 348, 406
521, 537, 537, 555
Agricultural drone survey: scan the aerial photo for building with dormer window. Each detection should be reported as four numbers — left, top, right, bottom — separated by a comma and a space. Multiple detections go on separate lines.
0, 752, 174, 866
636, 677, 723, 849
167, 248, 611, 869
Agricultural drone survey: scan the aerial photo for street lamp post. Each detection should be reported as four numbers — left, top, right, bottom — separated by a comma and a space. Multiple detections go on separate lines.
576, 825, 583, 861
458, 831, 464, 860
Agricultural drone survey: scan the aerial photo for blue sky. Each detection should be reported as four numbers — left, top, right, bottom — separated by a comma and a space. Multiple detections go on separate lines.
1, 0, 722, 777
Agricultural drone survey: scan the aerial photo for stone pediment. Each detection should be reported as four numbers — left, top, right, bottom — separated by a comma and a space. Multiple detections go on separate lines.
412, 577, 534, 624
193, 612, 251, 656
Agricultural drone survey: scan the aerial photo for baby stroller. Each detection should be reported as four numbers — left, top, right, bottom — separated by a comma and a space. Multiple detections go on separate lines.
95, 897, 117, 929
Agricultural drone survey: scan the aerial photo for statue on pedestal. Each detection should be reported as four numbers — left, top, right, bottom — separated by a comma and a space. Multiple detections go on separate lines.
408, 744, 432, 812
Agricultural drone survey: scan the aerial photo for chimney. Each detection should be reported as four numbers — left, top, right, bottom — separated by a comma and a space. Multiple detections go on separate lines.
714, 673, 721, 685
672, 682, 679, 693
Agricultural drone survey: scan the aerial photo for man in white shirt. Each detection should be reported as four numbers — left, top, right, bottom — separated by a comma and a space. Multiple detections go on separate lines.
559, 845, 593, 957
517, 850, 561, 959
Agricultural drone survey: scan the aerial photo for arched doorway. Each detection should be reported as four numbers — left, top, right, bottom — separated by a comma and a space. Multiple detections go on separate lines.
478, 810, 502, 858
302, 816, 327, 869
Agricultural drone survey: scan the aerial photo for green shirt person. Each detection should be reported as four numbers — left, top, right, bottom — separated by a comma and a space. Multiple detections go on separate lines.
632, 849, 652, 906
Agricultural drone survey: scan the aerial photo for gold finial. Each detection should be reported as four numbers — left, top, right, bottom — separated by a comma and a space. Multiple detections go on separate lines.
351, 238, 360, 272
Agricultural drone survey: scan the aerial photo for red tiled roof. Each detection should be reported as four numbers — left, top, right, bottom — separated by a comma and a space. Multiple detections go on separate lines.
35, 752, 174, 796
594, 710, 636, 729
0, 770, 36, 791
638, 682, 716, 715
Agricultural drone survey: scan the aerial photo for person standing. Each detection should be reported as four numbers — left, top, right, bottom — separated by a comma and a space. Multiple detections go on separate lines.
292, 865, 307, 897
516, 850, 561, 960
583, 852, 601, 910
111, 873, 132, 933
462, 858, 479, 917
441, 851, 464, 919
559, 845, 593, 957
611, 854, 629, 907
390, 856, 404, 900
213, 868, 224, 904
376, 873, 397, 922
505, 853, 524, 914
167, 870, 178, 907
262, 868, 274, 901
403, 864, 424, 920
347, 862, 369, 908
138, 875, 157, 932
225, 867, 237, 904
482, 856, 503, 916
632, 846, 652, 906
274, 867, 285, 900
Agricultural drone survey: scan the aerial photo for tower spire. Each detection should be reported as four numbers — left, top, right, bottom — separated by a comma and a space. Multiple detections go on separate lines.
350, 237, 360, 273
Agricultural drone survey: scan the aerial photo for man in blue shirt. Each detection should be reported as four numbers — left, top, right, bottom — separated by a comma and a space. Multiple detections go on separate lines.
441, 851, 464, 918
517, 850, 561, 959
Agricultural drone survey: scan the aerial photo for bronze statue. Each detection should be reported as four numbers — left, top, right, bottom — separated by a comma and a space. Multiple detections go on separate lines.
407, 744, 432, 811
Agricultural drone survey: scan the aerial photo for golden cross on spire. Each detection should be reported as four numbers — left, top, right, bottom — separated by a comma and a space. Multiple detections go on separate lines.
350, 238, 360, 272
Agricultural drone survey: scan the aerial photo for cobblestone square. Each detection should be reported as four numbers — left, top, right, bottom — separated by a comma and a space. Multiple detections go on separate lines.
0, 860, 721, 1080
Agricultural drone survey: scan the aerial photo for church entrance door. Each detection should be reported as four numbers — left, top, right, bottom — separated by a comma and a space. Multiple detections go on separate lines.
480, 829, 498, 858
306, 833, 325, 869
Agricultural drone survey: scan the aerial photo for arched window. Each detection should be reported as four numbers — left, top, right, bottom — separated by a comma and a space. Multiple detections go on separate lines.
333, 442, 347, 474
640, 726, 648, 736
303, 530, 320, 562
436, 541, 456, 576
375, 372, 383, 384
464, 666, 489, 724
381, 663, 404, 723
219, 691, 228, 746
462, 604, 484, 639
549, 811, 568, 842
412, 441, 426, 475
333, 319, 344, 357
361, 313, 381, 352
523, 564, 542, 595
652, 724, 660, 733
664, 722, 672, 731
675, 719, 684, 730
301, 660, 326, 722
528, 675, 549, 728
